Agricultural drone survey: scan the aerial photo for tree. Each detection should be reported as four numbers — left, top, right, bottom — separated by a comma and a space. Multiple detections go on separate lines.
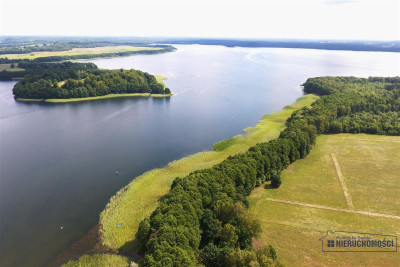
218, 223, 238, 247
270, 171, 281, 188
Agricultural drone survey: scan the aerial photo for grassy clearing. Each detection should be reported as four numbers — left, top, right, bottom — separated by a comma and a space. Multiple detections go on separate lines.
0, 46, 162, 60
249, 134, 400, 266
326, 135, 400, 215
57, 78, 85, 87
154, 75, 167, 88
62, 254, 129, 267
99, 94, 319, 251
0, 63, 24, 72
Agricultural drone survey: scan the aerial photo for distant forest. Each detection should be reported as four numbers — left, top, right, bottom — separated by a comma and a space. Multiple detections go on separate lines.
162, 38, 400, 52
12, 62, 171, 99
134, 76, 399, 266
0, 36, 175, 54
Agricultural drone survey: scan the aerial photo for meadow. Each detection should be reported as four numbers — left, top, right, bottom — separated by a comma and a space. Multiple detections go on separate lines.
0, 63, 24, 72
63, 254, 129, 267
0, 46, 162, 60
249, 134, 400, 266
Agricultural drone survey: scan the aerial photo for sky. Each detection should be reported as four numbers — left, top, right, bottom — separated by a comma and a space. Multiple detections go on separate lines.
0, 0, 399, 40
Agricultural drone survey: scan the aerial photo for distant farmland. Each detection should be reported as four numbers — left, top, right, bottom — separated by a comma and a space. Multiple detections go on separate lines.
0, 46, 162, 60
0, 63, 24, 71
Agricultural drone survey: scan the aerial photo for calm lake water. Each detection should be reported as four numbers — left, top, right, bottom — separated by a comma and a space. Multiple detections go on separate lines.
0, 45, 399, 266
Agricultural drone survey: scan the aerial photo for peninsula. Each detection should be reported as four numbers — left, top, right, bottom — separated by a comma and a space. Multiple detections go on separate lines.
11, 62, 172, 102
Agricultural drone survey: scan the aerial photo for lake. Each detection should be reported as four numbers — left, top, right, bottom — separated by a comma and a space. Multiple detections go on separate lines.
0, 45, 398, 266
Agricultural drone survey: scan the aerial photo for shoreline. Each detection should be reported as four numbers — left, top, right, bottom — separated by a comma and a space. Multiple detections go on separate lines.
47, 225, 109, 267
99, 95, 319, 249
16, 93, 173, 103
58, 94, 319, 265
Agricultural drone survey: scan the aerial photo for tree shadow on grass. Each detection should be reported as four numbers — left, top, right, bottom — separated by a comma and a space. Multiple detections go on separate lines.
119, 238, 142, 262
264, 182, 280, 190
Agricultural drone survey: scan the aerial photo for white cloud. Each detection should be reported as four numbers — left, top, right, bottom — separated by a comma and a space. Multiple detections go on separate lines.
0, 0, 399, 40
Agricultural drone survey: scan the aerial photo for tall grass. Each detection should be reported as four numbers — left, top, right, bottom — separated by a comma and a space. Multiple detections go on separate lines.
99, 94, 319, 251
62, 254, 129, 267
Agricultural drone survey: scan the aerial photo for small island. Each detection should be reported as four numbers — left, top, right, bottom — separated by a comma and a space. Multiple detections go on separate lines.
11, 62, 172, 102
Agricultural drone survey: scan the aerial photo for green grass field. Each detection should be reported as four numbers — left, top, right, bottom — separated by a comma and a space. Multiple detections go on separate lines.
98, 94, 319, 252
249, 134, 400, 266
0, 63, 24, 72
154, 75, 167, 88
62, 254, 129, 267
0, 46, 162, 60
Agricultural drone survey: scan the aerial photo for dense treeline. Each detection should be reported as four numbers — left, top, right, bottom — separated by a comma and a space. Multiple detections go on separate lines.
0, 45, 176, 64
12, 62, 171, 99
0, 61, 97, 81
135, 76, 399, 266
0, 70, 25, 81
303, 76, 400, 135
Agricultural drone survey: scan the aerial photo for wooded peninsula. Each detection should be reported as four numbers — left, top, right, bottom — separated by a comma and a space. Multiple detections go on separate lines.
10, 62, 172, 101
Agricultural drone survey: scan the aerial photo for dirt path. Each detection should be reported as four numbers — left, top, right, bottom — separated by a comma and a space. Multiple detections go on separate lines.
331, 153, 354, 210
266, 198, 400, 220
